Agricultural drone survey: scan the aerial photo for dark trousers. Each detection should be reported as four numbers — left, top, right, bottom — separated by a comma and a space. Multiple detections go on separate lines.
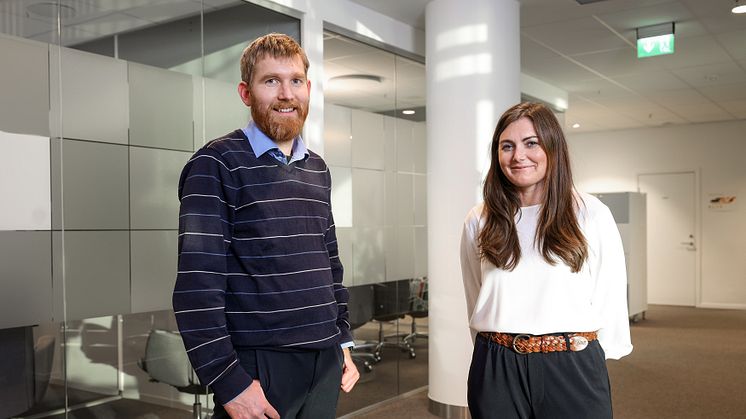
212, 345, 344, 419
468, 334, 612, 419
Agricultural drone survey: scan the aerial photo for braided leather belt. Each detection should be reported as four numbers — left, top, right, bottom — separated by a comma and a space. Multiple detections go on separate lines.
479, 331, 598, 354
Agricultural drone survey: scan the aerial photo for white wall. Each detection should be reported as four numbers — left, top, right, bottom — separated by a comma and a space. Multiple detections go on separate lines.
568, 119, 746, 309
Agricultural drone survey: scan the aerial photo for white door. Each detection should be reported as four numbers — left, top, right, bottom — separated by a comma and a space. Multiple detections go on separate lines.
638, 172, 697, 306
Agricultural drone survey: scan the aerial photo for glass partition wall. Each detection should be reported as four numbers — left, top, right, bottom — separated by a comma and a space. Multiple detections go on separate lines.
0, 1, 299, 417
0, 2, 426, 418
323, 31, 428, 416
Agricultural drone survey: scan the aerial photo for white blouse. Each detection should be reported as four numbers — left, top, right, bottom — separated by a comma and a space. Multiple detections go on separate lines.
460, 192, 633, 360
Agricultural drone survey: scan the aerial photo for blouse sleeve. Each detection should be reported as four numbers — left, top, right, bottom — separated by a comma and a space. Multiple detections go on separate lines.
460, 208, 482, 343
590, 204, 633, 360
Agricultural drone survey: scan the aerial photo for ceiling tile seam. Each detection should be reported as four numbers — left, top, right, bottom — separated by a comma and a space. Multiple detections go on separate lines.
572, 93, 658, 126
120, 11, 158, 25
521, 32, 690, 123
592, 15, 634, 48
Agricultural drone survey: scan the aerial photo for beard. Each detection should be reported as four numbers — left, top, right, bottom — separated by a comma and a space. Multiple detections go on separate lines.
251, 99, 308, 144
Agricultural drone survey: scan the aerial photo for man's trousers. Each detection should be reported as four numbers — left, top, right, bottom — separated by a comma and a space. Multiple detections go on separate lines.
212, 345, 343, 419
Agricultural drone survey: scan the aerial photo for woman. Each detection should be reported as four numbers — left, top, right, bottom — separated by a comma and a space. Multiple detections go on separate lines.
460, 102, 632, 419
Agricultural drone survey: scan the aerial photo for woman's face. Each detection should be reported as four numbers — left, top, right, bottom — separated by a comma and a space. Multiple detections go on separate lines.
497, 117, 548, 195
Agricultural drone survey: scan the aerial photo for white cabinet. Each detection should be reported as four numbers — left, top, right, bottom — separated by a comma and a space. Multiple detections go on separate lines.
593, 192, 648, 321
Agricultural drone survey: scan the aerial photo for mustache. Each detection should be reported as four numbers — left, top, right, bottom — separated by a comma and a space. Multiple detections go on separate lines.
271, 100, 302, 110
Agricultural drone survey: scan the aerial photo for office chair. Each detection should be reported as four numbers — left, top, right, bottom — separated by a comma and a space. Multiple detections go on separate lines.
404, 276, 428, 346
139, 329, 210, 419
372, 279, 416, 360
346, 284, 377, 373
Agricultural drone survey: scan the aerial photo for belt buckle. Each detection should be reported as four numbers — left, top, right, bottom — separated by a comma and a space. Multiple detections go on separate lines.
569, 335, 589, 351
512, 334, 531, 354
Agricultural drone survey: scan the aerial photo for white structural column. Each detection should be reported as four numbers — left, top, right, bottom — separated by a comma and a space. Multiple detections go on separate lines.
426, 0, 521, 416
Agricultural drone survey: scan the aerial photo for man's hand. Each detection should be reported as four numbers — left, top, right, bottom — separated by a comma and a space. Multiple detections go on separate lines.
340, 347, 360, 393
223, 380, 279, 419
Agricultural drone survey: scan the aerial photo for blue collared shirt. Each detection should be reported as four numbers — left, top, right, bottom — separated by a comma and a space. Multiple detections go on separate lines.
240, 121, 354, 351
242, 121, 309, 165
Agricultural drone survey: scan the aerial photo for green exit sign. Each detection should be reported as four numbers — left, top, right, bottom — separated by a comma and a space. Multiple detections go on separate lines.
637, 34, 675, 58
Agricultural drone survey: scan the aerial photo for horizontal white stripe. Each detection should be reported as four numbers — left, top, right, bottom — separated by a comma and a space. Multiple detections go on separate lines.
177, 270, 250, 276
233, 233, 323, 241
225, 300, 336, 315
174, 306, 225, 314
186, 334, 230, 353
296, 166, 328, 174
181, 193, 234, 208
188, 154, 276, 172
236, 197, 328, 210
252, 267, 331, 278
179, 232, 223, 238
281, 330, 340, 347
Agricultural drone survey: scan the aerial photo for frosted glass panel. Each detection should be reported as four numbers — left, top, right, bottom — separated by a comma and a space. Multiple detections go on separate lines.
204, 77, 249, 141
130, 147, 191, 230
0, 131, 51, 230
129, 62, 194, 151
352, 227, 384, 285
324, 104, 352, 167
414, 122, 427, 174
330, 166, 353, 228
0, 231, 53, 329
351, 110, 385, 170
414, 226, 428, 278
50, 47, 129, 144
53, 231, 131, 321
384, 116, 397, 171
414, 174, 427, 226
352, 168, 384, 227
385, 226, 414, 281
397, 173, 414, 226
336, 227, 354, 286
52, 139, 129, 230
0, 35, 49, 137
384, 171, 397, 227
396, 118, 415, 172
131, 231, 178, 313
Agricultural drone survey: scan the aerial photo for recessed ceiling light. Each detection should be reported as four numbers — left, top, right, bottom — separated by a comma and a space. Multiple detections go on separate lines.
733, 0, 746, 14
327, 74, 382, 91
402, 110, 415, 115
572, 123, 581, 128
27, 2, 77, 18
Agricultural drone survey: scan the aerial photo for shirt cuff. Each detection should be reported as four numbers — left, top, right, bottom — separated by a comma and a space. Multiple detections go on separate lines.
340, 341, 355, 349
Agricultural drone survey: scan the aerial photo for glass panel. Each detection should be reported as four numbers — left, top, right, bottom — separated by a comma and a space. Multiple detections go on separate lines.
324, 31, 428, 416
0, 2, 61, 417
1, 1, 299, 417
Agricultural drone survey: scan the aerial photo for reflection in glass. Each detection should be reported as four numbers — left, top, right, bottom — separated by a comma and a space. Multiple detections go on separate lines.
324, 31, 428, 416
0, 0, 299, 417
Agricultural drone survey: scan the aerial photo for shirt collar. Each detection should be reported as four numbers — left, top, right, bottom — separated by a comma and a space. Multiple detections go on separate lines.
242, 121, 309, 163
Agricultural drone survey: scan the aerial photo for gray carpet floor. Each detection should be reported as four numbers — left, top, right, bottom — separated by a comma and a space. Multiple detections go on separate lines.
349, 304, 746, 418
17, 305, 746, 418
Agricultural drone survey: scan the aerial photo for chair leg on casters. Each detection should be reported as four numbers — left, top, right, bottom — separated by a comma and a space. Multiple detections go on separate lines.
193, 393, 202, 419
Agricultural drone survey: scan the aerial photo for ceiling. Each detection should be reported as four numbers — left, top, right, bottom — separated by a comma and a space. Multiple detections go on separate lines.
349, 0, 746, 132
1, 0, 745, 132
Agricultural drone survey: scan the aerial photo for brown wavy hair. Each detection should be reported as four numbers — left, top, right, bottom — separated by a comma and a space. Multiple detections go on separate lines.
478, 102, 588, 273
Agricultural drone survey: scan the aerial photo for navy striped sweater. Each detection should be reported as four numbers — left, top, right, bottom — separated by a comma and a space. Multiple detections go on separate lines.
173, 129, 351, 405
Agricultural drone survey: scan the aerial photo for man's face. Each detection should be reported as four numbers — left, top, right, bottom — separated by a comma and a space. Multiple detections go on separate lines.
239, 54, 310, 144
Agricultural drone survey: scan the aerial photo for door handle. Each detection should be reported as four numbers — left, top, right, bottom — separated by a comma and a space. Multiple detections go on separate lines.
680, 241, 694, 246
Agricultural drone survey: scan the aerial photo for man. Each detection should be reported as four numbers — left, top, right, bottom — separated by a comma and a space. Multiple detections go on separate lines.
173, 33, 359, 419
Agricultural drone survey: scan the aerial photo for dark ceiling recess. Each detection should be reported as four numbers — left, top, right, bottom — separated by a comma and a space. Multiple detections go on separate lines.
575, 0, 609, 4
